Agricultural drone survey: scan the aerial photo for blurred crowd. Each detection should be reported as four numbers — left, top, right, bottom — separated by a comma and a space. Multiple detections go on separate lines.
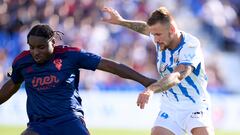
0, 0, 239, 93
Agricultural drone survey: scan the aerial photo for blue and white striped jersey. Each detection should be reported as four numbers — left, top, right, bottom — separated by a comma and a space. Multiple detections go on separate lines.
151, 31, 210, 107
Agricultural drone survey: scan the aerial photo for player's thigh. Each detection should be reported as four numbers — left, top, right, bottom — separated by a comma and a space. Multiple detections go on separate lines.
151, 126, 175, 135
21, 128, 39, 135
22, 123, 49, 135
184, 108, 214, 135
191, 127, 215, 135
54, 117, 90, 135
154, 111, 185, 135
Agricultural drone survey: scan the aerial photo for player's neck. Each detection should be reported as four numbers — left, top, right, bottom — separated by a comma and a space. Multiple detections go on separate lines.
168, 31, 181, 50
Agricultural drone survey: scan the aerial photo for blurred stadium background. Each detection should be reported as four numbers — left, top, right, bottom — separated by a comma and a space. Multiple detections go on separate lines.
0, 0, 240, 135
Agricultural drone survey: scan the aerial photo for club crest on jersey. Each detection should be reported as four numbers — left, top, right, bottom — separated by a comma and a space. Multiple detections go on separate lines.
159, 63, 168, 72
53, 58, 62, 71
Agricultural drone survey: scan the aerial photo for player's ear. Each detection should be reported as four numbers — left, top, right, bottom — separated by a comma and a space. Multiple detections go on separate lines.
169, 24, 175, 34
52, 38, 56, 46
169, 24, 175, 38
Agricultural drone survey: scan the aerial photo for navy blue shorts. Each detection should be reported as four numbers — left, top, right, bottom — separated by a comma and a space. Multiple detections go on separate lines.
26, 114, 90, 135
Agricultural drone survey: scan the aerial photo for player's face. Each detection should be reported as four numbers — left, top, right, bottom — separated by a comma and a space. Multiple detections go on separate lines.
28, 35, 55, 64
149, 22, 173, 51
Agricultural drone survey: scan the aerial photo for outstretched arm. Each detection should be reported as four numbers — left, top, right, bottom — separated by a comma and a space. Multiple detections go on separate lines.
101, 7, 150, 36
0, 79, 21, 105
137, 64, 194, 109
149, 64, 193, 93
97, 58, 156, 87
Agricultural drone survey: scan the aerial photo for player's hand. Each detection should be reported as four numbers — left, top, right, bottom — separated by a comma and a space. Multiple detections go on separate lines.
101, 7, 125, 25
137, 89, 154, 109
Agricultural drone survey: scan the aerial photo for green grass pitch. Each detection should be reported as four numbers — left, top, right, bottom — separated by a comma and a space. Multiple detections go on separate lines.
0, 126, 240, 135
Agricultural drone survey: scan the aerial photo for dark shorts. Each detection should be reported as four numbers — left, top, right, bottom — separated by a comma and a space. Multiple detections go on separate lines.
26, 114, 90, 135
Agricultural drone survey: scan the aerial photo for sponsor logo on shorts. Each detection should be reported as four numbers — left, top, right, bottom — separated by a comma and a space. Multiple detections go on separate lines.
191, 111, 203, 118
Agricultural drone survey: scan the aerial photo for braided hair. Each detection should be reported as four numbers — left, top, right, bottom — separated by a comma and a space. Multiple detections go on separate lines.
27, 24, 63, 43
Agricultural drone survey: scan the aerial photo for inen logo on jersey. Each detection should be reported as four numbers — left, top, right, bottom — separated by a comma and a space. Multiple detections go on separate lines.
32, 75, 59, 90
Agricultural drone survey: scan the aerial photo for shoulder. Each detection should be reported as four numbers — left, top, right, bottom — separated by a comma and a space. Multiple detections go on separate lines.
54, 45, 81, 54
12, 50, 31, 66
182, 32, 200, 48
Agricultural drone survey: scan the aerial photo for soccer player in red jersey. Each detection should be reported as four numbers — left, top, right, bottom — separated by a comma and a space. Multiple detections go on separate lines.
0, 24, 156, 135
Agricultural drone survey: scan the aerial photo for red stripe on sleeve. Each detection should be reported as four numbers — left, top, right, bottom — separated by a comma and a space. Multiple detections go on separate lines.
12, 51, 30, 65
54, 46, 81, 53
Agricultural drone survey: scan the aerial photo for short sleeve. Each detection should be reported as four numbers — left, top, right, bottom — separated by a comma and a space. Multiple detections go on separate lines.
71, 50, 101, 71
178, 40, 202, 69
11, 62, 24, 84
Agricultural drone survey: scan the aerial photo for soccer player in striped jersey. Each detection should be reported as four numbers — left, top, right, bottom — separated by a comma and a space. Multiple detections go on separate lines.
102, 7, 214, 135
0, 24, 156, 135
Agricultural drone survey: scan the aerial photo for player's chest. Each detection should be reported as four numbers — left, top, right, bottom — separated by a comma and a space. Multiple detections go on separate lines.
156, 51, 179, 74
22, 58, 76, 89
22, 58, 73, 75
